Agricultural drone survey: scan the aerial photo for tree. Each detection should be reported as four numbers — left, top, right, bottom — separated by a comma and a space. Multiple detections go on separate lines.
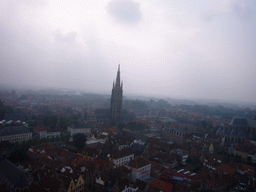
59, 117, 69, 129
44, 115, 58, 129
73, 133, 86, 150
0, 100, 13, 120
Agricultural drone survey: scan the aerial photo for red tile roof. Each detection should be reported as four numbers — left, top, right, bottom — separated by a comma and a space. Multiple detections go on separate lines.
206, 180, 216, 189
149, 179, 173, 192
128, 158, 150, 169
217, 164, 236, 176
34, 126, 47, 131
146, 160, 163, 171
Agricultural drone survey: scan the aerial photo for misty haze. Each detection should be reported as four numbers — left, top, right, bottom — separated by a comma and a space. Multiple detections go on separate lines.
1, 1, 256, 192
0, 0, 256, 102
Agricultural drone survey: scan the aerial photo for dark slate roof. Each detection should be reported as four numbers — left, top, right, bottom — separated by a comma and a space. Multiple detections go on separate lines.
112, 149, 134, 159
0, 126, 31, 137
230, 117, 247, 126
230, 117, 256, 127
0, 159, 29, 187
247, 119, 256, 127
230, 129, 238, 136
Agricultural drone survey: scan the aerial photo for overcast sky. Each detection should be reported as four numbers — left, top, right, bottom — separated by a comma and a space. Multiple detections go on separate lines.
0, 0, 256, 102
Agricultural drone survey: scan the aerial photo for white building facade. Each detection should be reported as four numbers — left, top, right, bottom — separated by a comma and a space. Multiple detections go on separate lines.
68, 125, 91, 137
0, 126, 32, 143
127, 158, 151, 183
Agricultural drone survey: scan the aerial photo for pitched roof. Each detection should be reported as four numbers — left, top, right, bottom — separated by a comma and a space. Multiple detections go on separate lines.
41, 175, 63, 191
217, 164, 236, 176
0, 159, 29, 187
146, 159, 163, 171
34, 126, 47, 132
128, 158, 150, 169
112, 149, 134, 159
0, 126, 31, 136
149, 179, 173, 192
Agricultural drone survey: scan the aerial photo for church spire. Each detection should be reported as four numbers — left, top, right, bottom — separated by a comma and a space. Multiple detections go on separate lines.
115, 65, 121, 87
110, 64, 123, 124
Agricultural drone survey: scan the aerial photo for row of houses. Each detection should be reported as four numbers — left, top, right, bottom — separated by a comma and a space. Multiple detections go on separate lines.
0, 124, 92, 143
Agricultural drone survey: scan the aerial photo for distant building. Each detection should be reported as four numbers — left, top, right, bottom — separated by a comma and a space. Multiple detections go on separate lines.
162, 126, 189, 144
110, 149, 134, 166
217, 117, 256, 143
34, 126, 47, 139
34, 126, 61, 139
0, 126, 32, 143
68, 125, 91, 137
173, 149, 188, 165
127, 158, 151, 183
110, 65, 123, 124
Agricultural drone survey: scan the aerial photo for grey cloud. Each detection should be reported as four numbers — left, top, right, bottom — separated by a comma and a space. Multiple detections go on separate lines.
201, 12, 217, 23
107, 0, 142, 24
53, 30, 78, 44
231, 1, 253, 19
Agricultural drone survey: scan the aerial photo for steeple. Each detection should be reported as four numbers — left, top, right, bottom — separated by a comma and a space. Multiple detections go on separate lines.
110, 65, 123, 124
115, 65, 121, 87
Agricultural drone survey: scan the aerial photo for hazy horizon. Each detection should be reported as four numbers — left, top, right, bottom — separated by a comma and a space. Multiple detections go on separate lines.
1, 0, 256, 103
1, 83, 256, 107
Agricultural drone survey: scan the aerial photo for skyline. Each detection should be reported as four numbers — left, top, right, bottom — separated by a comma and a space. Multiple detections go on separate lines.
1, 0, 256, 103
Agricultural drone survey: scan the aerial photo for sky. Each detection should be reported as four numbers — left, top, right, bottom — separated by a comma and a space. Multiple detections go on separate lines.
0, 0, 256, 102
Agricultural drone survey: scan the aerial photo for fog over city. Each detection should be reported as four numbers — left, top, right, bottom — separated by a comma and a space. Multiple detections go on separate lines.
0, 0, 256, 103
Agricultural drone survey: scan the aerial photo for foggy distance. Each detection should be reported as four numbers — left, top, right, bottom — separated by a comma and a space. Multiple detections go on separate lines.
1, 0, 256, 102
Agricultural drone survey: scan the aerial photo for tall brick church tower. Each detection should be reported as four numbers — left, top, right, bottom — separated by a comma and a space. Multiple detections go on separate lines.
110, 65, 123, 124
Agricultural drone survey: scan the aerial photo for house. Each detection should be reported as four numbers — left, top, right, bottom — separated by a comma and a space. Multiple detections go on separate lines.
47, 129, 61, 139
148, 179, 173, 192
78, 147, 101, 161
34, 126, 47, 139
146, 160, 163, 174
235, 163, 255, 176
66, 175, 84, 192
0, 158, 29, 192
217, 164, 236, 176
112, 178, 138, 192
34, 126, 61, 139
68, 125, 91, 137
38, 174, 64, 192
110, 149, 134, 167
152, 152, 178, 169
173, 149, 188, 165
127, 158, 151, 183
0, 126, 32, 143
162, 126, 189, 144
